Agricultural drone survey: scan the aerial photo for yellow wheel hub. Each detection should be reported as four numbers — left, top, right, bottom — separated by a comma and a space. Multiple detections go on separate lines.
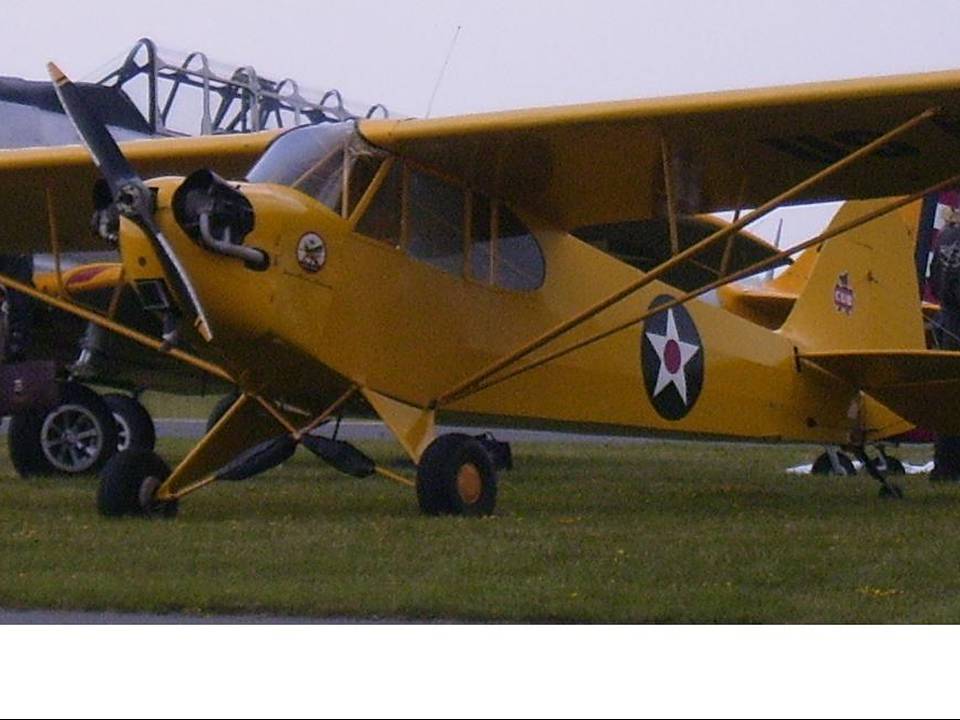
456, 462, 483, 505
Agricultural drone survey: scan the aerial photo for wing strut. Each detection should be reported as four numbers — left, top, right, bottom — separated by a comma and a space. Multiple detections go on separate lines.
433, 107, 940, 408
0, 266, 234, 383
443, 172, 960, 403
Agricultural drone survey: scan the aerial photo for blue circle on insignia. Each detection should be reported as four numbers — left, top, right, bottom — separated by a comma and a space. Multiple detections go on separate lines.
640, 295, 704, 421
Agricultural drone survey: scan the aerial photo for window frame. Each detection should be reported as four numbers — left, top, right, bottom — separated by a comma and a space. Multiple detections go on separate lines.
350, 155, 545, 292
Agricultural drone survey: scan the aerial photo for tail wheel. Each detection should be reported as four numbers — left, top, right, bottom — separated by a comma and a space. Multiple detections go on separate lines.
416, 433, 498, 517
103, 393, 156, 452
8, 382, 118, 477
97, 449, 178, 518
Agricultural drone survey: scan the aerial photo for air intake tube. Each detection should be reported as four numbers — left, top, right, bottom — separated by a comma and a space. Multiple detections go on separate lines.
172, 169, 268, 271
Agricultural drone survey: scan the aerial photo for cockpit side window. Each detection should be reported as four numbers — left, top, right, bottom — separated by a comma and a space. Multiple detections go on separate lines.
291, 143, 345, 213
355, 159, 402, 246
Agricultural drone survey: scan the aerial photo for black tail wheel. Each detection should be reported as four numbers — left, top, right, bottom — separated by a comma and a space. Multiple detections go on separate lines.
8, 382, 118, 477
103, 393, 156, 452
417, 433, 498, 517
97, 449, 178, 518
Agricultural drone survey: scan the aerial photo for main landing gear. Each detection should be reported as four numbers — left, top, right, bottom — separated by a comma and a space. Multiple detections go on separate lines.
95, 419, 514, 519
811, 446, 907, 499
811, 448, 905, 477
416, 434, 501, 516
8, 382, 118, 477
97, 450, 178, 518
7, 382, 156, 478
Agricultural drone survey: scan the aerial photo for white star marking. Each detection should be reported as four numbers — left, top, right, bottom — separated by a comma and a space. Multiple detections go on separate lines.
645, 309, 701, 405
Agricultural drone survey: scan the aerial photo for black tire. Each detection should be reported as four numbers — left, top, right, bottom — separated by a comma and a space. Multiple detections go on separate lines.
103, 393, 156, 452
811, 451, 857, 476
97, 449, 178, 518
416, 433, 498, 517
7, 382, 118, 478
207, 391, 241, 433
8, 411, 52, 477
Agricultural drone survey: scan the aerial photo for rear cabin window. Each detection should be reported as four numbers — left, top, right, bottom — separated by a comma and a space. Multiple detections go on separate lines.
470, 204, 545, 291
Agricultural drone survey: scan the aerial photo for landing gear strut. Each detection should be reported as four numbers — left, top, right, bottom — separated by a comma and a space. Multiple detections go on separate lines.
854, 447, 905, 500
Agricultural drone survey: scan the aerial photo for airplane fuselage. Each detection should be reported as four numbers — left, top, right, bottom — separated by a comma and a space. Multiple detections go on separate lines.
119, 177, 907, 450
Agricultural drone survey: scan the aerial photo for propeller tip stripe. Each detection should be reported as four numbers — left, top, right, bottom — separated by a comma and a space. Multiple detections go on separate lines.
46, 62, 67, 85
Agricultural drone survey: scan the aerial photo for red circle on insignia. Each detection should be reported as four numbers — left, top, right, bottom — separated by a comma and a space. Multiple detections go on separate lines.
664, 339, 682, 373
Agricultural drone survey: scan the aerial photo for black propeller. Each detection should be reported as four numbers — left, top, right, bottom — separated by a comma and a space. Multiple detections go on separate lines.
47, 62, 214, 342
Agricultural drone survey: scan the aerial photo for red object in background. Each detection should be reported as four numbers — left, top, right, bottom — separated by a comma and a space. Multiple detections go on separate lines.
890, 428, 936, 444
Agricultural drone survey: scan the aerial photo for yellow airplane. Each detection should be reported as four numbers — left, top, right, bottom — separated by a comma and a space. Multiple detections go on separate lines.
3, 63, 960, 518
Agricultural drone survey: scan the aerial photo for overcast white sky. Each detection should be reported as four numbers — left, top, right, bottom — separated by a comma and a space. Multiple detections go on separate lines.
3, 0, 959, 246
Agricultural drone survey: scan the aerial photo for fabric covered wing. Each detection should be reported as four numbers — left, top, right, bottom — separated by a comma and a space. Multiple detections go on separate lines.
360, 70, 960, 229
0, 131, 278, 254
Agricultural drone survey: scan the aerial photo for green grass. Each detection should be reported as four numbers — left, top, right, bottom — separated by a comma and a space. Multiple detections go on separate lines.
0, 436, 957, 622
127, 391, 223, 420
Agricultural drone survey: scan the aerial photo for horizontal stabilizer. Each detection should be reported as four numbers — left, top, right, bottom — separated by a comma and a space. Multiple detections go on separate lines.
801, 350, 960, 434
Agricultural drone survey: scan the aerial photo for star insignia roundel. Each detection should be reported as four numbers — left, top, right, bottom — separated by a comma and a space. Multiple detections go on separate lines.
641, 296, 704, 421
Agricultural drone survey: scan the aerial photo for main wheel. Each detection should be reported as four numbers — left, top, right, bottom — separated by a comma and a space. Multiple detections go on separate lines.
416, 433, 498, 517
8, 382, 118, 477
811, 451, 857, 476
97, 449, 178, 518
103, 393, 156, 452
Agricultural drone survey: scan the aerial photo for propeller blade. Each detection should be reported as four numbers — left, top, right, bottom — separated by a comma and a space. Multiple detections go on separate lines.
301, 435, 376, 478
215, 435, 298, 482
47, 62, 213, 342
47, 63, 140, 196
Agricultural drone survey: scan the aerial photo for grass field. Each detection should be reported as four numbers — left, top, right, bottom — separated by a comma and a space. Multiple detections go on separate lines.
0, 435, 958, 623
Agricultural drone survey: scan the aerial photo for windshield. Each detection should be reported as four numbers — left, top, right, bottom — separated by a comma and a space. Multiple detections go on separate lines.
246, 122, 355, 210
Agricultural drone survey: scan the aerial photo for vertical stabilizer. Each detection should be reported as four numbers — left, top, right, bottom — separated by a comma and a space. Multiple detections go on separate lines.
780, 199, 925, 351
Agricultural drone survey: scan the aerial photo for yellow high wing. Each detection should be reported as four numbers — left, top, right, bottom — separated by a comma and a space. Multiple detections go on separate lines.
0, 131, 279, 254
359, 69, 960, 229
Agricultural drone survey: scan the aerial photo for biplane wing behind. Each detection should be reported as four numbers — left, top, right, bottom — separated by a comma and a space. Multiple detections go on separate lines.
0, 131, 279, 255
